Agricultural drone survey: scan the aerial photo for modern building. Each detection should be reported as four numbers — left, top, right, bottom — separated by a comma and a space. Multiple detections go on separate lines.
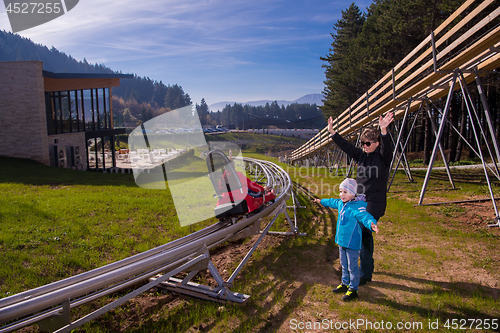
0, 61, 132, 170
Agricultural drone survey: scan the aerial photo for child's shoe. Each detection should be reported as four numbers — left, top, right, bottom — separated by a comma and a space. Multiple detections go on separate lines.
342, 288, 358, 302
332, 284, 348, 293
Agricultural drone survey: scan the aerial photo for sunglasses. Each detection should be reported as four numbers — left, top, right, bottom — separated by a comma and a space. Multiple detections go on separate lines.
361, 141, 375, 147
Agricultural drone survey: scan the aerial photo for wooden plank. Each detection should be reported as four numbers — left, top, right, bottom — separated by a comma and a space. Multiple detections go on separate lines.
435, 0, 494, 47
344, 52, 500, 136
291, 3, 500, 161
433, 0, 478, 35
389, 1, 497, 91
440, 24, 500, 70
325, 0, 486, 127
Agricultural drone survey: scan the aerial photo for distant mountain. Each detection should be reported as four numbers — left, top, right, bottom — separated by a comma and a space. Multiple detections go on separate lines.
209, 93, 323, 112
294, 93, 324, 105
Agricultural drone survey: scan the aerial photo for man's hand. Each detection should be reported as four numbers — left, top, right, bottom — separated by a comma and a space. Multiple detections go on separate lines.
379, 112, 394, 135
327, 116, 336, 136
312, 198, 321, 204
371, 223, 379, 234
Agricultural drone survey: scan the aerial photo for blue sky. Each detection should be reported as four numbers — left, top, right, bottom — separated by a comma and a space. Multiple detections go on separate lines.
0, 0, 372, 107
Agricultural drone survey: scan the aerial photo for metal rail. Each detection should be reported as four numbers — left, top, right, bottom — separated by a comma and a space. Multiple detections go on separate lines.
0, 157, 301, 333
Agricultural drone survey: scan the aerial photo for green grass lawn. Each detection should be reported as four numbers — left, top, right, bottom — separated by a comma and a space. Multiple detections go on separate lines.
206, 132, 307, 155
1, 153, 500, 333
0, 157, 216, 297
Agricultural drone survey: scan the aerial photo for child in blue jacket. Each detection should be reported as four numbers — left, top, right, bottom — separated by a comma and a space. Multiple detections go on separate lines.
313, 178, 379, 301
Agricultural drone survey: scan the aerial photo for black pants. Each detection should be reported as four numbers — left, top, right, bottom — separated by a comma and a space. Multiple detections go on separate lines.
359, 213, 381, 280
359, 224, 374, 280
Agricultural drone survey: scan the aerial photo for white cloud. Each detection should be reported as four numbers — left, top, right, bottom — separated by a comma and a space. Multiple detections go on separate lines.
1, 0, 340, 103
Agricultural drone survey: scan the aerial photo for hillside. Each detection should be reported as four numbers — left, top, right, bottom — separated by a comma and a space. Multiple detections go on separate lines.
205, 132, 307, 155
1, 30, 320, 128
0, 30, 191, 109
0, 30, 113, 74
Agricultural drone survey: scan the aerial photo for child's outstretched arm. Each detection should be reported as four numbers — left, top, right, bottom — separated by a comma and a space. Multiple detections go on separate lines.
314, 198, 342, 209
354, 208, 379, 233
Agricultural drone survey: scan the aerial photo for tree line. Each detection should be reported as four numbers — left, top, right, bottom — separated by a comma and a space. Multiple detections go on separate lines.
1, 30, 324, 130
111, 78, 192, 127
0, 30, 191, 125
321, 1, 500, 164
197, 101, 325, 129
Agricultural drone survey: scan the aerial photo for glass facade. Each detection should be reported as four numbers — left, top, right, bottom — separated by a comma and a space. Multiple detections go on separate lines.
45, 88, 121, 170
46, 88, 112, 135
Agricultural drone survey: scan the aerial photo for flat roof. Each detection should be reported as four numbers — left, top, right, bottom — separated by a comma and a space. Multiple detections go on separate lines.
42, 70, 134, 79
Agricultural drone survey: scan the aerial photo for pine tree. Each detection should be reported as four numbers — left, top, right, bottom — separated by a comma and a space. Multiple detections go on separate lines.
164, 84, 191, 110
321, 3, 365, 119
196, 98, 209, 125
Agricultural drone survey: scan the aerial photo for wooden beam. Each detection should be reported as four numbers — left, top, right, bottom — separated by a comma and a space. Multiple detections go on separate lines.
290, 2, 500, 162
44, 77, 121, 92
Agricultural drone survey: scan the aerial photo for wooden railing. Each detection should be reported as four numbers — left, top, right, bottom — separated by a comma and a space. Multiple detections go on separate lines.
290, 0, 500, 162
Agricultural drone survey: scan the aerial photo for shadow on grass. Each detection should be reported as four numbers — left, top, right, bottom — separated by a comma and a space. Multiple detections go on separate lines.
227, 192, 341, 332
363, 271, 500, 321
411, 169, 500, 186
55, 182, 340, 332
0, 156, 139, 187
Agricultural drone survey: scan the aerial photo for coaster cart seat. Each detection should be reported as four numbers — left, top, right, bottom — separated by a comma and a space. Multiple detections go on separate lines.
206, 150, 276, 220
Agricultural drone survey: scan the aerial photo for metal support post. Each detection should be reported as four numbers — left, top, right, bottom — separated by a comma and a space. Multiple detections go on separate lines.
431, 31, 438, 73
428, 98, 500, 178
55, 254, 209, 333
227, 204, 284, 284
397, 119, 417, 182
329, 149, 337, 173
366, 91, 370, 117
457, 71, 499, 224
392, 68, 396, 100
38, 299, 70, 333
346, 131, 361, 178
419, 70, 458, 205
460, 78, 500, 180
388, 130, 414, 185
474, 68, 500, 179
335, 150, 343, 176
349, 106, 352, 128
424, 99, 456, 189
388, 99, 413, 187
392, 121, 414, 181
338, 150, 347, 177
388, 103, 422, 190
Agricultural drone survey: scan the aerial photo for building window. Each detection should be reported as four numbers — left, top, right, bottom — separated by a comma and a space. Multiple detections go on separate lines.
46, 88, 112, 135
83, 89, 94, 131
73, 90, 82, 132
86, 135, 115, 170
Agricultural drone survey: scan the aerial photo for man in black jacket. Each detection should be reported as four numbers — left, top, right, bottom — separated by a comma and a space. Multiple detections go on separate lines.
327, 113, 394, 285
